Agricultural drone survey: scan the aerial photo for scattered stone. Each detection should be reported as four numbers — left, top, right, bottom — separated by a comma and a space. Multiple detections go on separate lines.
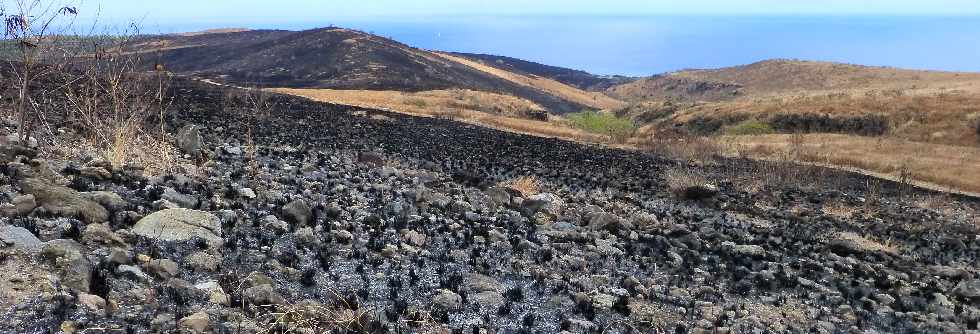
116, 264, 151, 282
402, 230, 426, 247
238, 187, 256, 199
357, 151, 385, 167
178, 311, 210, 334
162, 187, 199, 209
521, 193, 563, 217
131, 208, 222, 248
77, 293, 107, 316
0, 194, 36, 217
953, 280, 980, 299
146, 259, 180, 279
80, 191, 127, 212
40, 239, 92, 292
432, 289, 462, 310
471, 291, 505, 309
0, 225, 42, 252
282, 199, 312, 225
20, 178, 109, 223
244, 284, 285, 306
177, 124, 204, 157
195, 281, 230, 305
679, 183, 720, 200
79, 166, 111, 180
186, 252, 220, 272
81, 223, 126, 247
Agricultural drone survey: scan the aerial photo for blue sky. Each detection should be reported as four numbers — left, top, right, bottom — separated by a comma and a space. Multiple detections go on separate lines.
7, 0, 980, 27
5, 1, 978, 75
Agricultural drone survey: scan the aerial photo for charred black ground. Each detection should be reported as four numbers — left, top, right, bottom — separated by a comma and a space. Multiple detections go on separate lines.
1, 80, 979, 333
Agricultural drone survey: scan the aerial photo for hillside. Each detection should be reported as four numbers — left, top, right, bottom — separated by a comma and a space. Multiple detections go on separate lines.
2, 78, 979, 333
450, 52, 634, 91
608, 59, 980, 102
130, 28, 614, 113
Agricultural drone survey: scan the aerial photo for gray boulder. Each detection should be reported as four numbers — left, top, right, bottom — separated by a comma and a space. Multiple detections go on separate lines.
243, 284, 285, 306
131, 209, 222, 248
162, 187, 199, 209
0, 139, 36, 163
80, 191, 127, 212
177, 124, 204, 157
40, 239, 92, 292
281, 199, 312, 225
20, 178, 108, 223
357, 151, 385, 167
954, 279, 980, 299
0, 194, 36, 217
0, 225, 42, 252
432, 289, 462, 310
521, 193, 564, 217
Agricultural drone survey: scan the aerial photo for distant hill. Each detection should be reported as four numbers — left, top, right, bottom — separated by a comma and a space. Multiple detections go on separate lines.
607, 59, 980, 102
129, 28, 619, 113
449, 52, 634, 91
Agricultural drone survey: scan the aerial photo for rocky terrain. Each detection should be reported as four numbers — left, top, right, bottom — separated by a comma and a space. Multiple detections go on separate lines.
1, 80, 979, 333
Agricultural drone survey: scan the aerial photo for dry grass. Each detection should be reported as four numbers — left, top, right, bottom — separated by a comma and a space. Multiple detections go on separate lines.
833, 232, 899, 256
269, 87, 545, 118
822, 201, 862, 220
612, 59, 980, 103
725, 133, 980, 194
432, 52, 625, 110
46, 128, 181, 176
499, 176, 540, 196
271, 88, 609, 143
662, 166, 710, 196
670, 92, 980, 146
256, 301, 371, 334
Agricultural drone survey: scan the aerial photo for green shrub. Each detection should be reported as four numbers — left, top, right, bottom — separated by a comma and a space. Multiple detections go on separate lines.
723, 119, 775, 136
566, 110, 636, 142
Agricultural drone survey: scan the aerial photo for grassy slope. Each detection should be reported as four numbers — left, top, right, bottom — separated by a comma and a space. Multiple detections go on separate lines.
608, 59, 980, 102
432, 52, 626, 111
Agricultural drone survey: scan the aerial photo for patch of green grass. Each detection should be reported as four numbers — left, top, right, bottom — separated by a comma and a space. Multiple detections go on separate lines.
723, 119, 775, 136
566, 110, 636, 142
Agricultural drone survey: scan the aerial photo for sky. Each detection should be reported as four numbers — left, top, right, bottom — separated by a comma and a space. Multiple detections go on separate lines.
4, 0, 978, 26
3, 1, 978, 75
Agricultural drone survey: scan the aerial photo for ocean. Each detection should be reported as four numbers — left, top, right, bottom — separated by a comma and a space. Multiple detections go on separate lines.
146, 15, 980, 76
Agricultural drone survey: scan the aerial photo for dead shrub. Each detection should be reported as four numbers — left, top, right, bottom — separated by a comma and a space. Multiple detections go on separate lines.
500, 175, 540, 196
644, 134, 723, 164
256, 301, 373, 334
662, 166, 710, 197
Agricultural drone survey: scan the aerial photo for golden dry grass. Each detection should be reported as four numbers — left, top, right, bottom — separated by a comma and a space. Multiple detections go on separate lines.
269, 88, 544, 117
271, 88, 609, 142
662, 166, 710, 196
833, 232, 899, 255
669, 92, 980, 146
612, 59, 980, 102
725, 133, 980, 194
432, 52, 626, 110
499, 176, 541, 196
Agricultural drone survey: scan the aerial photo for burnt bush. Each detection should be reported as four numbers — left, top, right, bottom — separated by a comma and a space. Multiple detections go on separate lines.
768, 113, 888, 136
684, 115, 747, 135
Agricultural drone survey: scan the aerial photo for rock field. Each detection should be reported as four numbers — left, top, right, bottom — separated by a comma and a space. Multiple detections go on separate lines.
1, 82, 979, 333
